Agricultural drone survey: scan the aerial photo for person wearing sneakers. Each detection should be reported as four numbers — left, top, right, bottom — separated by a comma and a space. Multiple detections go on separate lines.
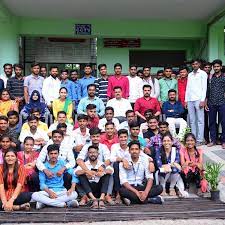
32, 144, 79, 209
119, 140, 163, 205
75, 145, 113, 209
156, 133, 181, 196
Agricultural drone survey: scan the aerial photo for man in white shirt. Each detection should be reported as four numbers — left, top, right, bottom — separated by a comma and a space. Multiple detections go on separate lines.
106, 86, 132, 121
185, 59, 208, 145
128, 65, 143, 108
48, 111, 73, 137
98, 106, 120, 132
19, 115, 49, 151
142, 66, 160, 99
42, 66, 61, 107
1, 63, 14, 87
119, 140, 163, 205
75, 145, 114, 209
36, 129, 75, 189
72, 114, 90, 158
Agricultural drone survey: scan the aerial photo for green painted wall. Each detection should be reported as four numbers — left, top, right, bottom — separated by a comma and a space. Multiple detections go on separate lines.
97, 38, 201, 73
0, 3, 19, 74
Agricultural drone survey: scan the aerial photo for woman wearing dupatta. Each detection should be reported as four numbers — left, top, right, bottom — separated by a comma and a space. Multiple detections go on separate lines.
52, 87, 73, 124
20, 90, 48, 121
0, 89, 18, 116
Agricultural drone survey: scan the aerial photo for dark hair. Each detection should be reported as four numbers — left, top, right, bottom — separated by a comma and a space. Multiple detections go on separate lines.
52, 129, 64, 137
157, 70, 163, 75
129, 64, 137, 69
50, 66, 58, 70
89, 127, 101, 136
7, 110, 19, 118
61, 69, 68, 74
0, 115, 8, 122
203, 61, 212, 67
137, 69, 143, 74
31, 62, 40, 68
0, 134, 12, 142
59, 87, 68, 93
3, 63, 12, 68
57, 123, 67, 129
158, 121, 169, 127
70, 69, 78, 74
87, 83, 96, 90
0, 89, 11, 100
125, 110, 134, 117
118, 129, 128, 136
144, 109, 153, 116
47, 144, 60, 154
143, 66, 151, 70
148, 115, 158, 122
13, 64, 23, 70
105, 106, 114, 113
30, 108, 41, 114
3, 149, 18, 190
129, 121, 140, 129
179, 66, 189, 72
77, 114, 88, 121
105, 121, 115, 127
184, 133, 200, 158
114, 63, 122, 69
164, 65, 173, 70
27, 115, 38, 122
128, 140, 141, 149
86, 104, 96, 110
142, 84, 151, 90
113, 86, 122, 91
212, 59, 222, 66
168, 89, 177, 94
84, 64, 92, 69
98, 64, 107, 71
88, 145, 99, 152
24, 136, 35, 144
160, 132, 174, 164
191, 58, 201, 64
57, 111, 67, 117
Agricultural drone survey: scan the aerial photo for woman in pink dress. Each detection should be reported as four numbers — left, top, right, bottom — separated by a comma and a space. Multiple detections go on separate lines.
17, 137, 39, 192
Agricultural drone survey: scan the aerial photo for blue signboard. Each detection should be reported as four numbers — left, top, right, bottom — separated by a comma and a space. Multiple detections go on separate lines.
75, 24, 92, 35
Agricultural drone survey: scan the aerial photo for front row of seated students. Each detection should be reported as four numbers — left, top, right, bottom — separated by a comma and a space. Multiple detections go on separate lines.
0, 129, 204, 211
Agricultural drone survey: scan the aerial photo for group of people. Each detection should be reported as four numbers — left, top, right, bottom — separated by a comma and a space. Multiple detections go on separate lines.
0, 58, 224, 211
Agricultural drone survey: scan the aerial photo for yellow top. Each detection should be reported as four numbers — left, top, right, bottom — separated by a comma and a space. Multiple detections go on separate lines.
0, 100, 18, 116
21, 121, 48, 132
52, 99, 73, 124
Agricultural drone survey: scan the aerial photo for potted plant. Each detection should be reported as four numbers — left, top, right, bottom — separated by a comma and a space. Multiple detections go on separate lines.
205, 162, 224, 201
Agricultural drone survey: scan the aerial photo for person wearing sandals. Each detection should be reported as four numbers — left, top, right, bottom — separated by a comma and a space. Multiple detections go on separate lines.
0, 149, 32, 211
156, 132, 181, 196
32, 144, 79, 209
180, 133, 204, 195
75, 145, 114, 209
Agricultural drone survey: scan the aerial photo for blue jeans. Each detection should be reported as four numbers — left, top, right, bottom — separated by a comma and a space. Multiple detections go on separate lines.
188, 100, 204, 142
209, 104, 225, 143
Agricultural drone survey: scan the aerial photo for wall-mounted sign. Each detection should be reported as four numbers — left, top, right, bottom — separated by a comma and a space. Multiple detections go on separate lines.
104, 38, 141, 48
75, 24, 92, 35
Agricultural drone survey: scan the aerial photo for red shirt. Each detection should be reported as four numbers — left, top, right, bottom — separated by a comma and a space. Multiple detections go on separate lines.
87, 116, 99, 129
134, 97, 161, 116
178, 77, 188, 106
107, 75, 129, 99
100, 133, 119, 150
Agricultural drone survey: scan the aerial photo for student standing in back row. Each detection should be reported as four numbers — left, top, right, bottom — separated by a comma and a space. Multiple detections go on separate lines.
107, 63, 129, 99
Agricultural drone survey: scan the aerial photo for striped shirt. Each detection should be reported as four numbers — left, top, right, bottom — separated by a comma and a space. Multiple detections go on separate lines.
0, 165, 26, 200
94, 77, 108, 105
6, 76, 24, 99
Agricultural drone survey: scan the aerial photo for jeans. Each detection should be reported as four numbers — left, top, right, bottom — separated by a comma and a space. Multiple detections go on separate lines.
119, 184, 163, 204
209, 104, 225, 143
32, 189, 77, 208
181, 170, 201, 189
188, 100, 204, 142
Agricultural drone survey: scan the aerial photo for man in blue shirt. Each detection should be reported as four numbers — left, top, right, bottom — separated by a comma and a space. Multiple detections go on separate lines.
77, 84, 105, 117
70, 70, 79, 110
77, 64, 95, 100
32, 144, 79, 209
162, 89, 187, 140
